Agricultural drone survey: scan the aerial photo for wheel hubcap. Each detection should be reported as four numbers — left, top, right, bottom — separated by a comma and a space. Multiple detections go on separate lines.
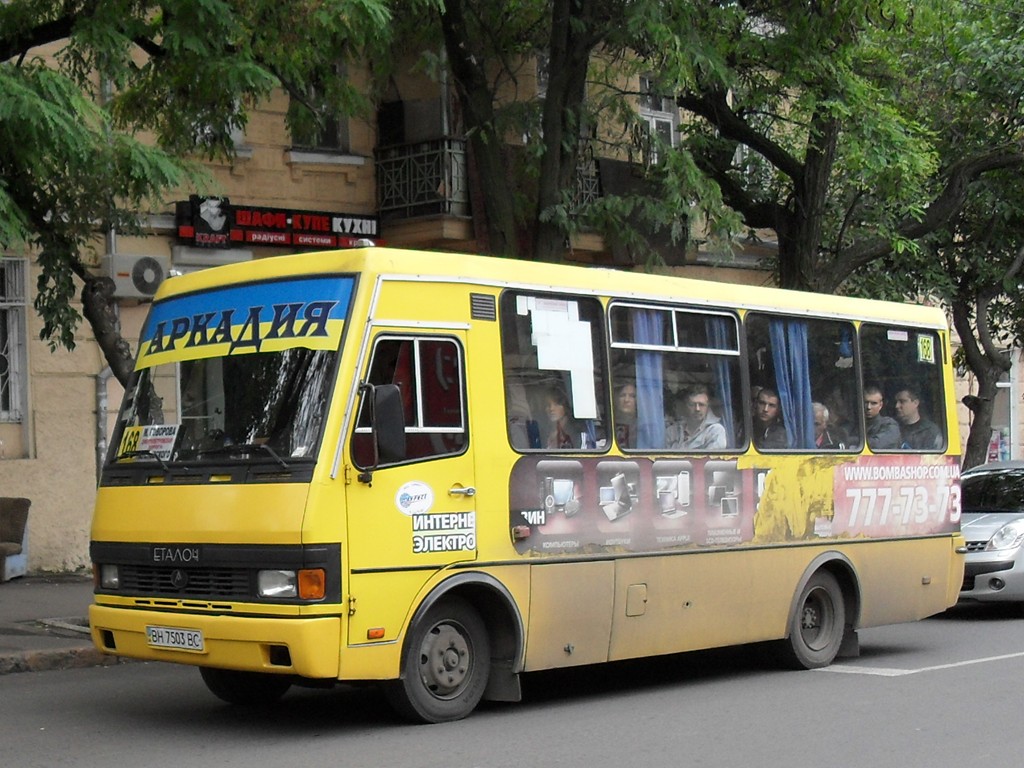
800, 588, 832, 651
418, 622, 472, 699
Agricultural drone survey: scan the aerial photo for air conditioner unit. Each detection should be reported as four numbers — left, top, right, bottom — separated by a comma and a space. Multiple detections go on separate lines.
103, 253, 170, 299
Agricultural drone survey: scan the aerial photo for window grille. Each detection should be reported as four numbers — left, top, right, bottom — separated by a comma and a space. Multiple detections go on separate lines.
0, 257, 26, 422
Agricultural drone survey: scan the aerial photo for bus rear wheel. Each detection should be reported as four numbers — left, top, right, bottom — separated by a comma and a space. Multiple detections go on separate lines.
385, 597, 491, 723
199, 667, 291, 705
778, 570, 845, 669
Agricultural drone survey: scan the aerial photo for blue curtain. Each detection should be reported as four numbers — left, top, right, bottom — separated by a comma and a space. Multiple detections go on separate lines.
768, 319, 814, 449
706, 317, 735, 447
632, 309, 665, 449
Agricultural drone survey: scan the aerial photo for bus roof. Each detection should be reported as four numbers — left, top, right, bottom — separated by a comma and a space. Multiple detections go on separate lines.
154, 247, 947, 328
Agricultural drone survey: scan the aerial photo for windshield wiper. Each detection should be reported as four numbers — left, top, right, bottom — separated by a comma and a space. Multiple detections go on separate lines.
198, 443, 290, 468
115, 449, 170, 472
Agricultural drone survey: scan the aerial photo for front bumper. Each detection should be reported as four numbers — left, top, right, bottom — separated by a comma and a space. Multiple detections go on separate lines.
89, 604, 341, 679
960, 547, 1024, 603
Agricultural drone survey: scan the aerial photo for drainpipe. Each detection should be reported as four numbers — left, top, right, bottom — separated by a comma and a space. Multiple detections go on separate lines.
96, 365, 114, 481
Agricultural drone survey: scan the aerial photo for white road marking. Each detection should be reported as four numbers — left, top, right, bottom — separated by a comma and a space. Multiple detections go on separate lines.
817, 651, 1024, 677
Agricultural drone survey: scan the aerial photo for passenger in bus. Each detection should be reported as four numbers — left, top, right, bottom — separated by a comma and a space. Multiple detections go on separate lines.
505, 380, 541, 449
673, 384, 728, 451
544, 387, 585, 450
813, 402, 847, 449
753, 387, 788, 449
894, 386, 943, 450
864, 385, 900, 450
613, 381, 637, 449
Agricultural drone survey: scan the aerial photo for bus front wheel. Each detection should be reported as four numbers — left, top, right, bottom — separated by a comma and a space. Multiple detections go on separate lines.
386, 597, 491, 723
199, 667, 291, 705
779, 570, 845, 669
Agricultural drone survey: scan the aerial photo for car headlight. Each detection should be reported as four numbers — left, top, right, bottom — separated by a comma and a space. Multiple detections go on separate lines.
986, 519, 1024, 551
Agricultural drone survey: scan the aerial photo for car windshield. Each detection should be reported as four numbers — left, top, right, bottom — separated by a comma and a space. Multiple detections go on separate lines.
111, 347, 337, 465
961, 469, 1024, 513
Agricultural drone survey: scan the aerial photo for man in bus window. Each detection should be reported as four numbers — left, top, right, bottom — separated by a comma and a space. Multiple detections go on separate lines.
864, 385, 900, 450
813, 402, 847, 450
894, 386, 943, 450
753, 387, 788, 449
673, 384, 728, 451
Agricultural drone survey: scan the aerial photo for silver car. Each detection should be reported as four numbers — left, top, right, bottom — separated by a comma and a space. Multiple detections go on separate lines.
960, 460, 1024, 604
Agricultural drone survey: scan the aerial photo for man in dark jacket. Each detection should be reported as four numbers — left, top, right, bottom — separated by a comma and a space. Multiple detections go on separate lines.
894, 387, 943, 450
753, 387, 788, 450
864, 385, 900, 450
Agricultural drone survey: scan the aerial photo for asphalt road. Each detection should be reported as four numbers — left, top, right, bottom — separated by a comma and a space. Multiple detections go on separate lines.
2, 602, 1021, 768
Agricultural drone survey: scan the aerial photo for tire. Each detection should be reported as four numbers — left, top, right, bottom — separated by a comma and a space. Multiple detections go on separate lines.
385, 597, 491, 723
778, 570, 845, 670
199, 667, 292, 706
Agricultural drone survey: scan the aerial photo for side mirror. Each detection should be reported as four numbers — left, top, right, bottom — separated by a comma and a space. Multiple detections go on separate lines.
374, 384, 406, 464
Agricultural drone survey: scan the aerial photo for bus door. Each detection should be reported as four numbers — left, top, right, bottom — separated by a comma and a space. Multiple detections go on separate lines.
345, 329, 475, 642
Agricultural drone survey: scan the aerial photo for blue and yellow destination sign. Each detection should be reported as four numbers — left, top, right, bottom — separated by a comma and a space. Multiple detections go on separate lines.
136, 275, 355, 369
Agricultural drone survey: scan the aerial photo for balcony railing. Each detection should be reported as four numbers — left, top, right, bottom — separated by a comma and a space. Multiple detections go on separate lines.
376, 137, 470, 220
376, 136, 602, 222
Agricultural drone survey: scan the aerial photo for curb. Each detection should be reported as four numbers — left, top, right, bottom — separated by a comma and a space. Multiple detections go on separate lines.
0, 647, 128, 675
0, 615, 132, 676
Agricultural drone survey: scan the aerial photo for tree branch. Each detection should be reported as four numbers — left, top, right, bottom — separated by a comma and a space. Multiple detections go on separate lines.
833, 148, 1024, 281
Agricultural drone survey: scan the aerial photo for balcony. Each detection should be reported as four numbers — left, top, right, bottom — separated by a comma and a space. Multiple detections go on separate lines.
376, 137, 470, 221
375, 136, 604, 251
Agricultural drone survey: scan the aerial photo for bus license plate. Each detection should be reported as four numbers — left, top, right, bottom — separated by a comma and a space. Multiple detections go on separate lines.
146, 625, 205, 652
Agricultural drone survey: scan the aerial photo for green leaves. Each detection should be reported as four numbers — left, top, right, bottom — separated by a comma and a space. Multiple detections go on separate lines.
2, 0, 390, 363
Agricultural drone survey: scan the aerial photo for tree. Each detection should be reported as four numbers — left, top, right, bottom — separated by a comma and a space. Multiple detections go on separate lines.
848, 0, 1024, 467
402, 0, 724, 264
638, 0, 1024, 293
1, 0, 390, 386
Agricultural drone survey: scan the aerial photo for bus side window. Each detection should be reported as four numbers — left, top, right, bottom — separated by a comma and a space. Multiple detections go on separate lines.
352, 336, 467, 468
610, 304, 742, 453
746, 315, 861, 452
861, 325, 946, 452
499, 291, 609, 452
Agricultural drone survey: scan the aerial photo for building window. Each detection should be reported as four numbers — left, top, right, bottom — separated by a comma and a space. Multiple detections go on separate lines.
536, 52, 550, 99
0, 257, 26, 423
288, 70, 350, 152
638, 75, 679, 165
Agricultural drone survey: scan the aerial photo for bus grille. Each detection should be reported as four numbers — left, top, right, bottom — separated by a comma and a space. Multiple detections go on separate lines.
119, 565, 251, 599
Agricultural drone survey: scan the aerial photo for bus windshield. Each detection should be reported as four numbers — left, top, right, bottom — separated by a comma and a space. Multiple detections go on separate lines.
112, 348, 336, 465
108, 273, 355, 467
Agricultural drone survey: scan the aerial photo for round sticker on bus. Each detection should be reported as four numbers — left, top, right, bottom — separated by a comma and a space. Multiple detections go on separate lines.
395, 481, 434, 516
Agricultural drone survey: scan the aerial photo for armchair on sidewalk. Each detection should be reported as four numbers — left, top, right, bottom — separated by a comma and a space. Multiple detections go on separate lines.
0, 497, 30, 582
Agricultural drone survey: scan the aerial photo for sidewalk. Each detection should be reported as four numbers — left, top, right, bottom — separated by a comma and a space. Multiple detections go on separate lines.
0, 573, 122, 675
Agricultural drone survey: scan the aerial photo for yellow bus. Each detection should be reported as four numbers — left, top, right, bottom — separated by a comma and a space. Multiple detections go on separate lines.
89, 247, 965, 722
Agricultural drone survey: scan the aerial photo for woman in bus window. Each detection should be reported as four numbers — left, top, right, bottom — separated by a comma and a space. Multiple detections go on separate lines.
544, 387, 585, 450
613, 381, 638, 449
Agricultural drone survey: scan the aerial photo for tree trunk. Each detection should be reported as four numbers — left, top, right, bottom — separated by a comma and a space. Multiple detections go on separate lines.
532, 0, 595, 262
951, 299, 1012, 470
962, 375, 1000, 470
81, 274, 135, 387
439, 0, 520, 257
775, 114, 839, 292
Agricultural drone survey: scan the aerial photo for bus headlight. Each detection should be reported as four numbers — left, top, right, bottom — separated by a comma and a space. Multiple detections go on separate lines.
257, 569, 326, 600
987, 520, 1024, 552
99, 564, 120, 589
258, 569, 297, 597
